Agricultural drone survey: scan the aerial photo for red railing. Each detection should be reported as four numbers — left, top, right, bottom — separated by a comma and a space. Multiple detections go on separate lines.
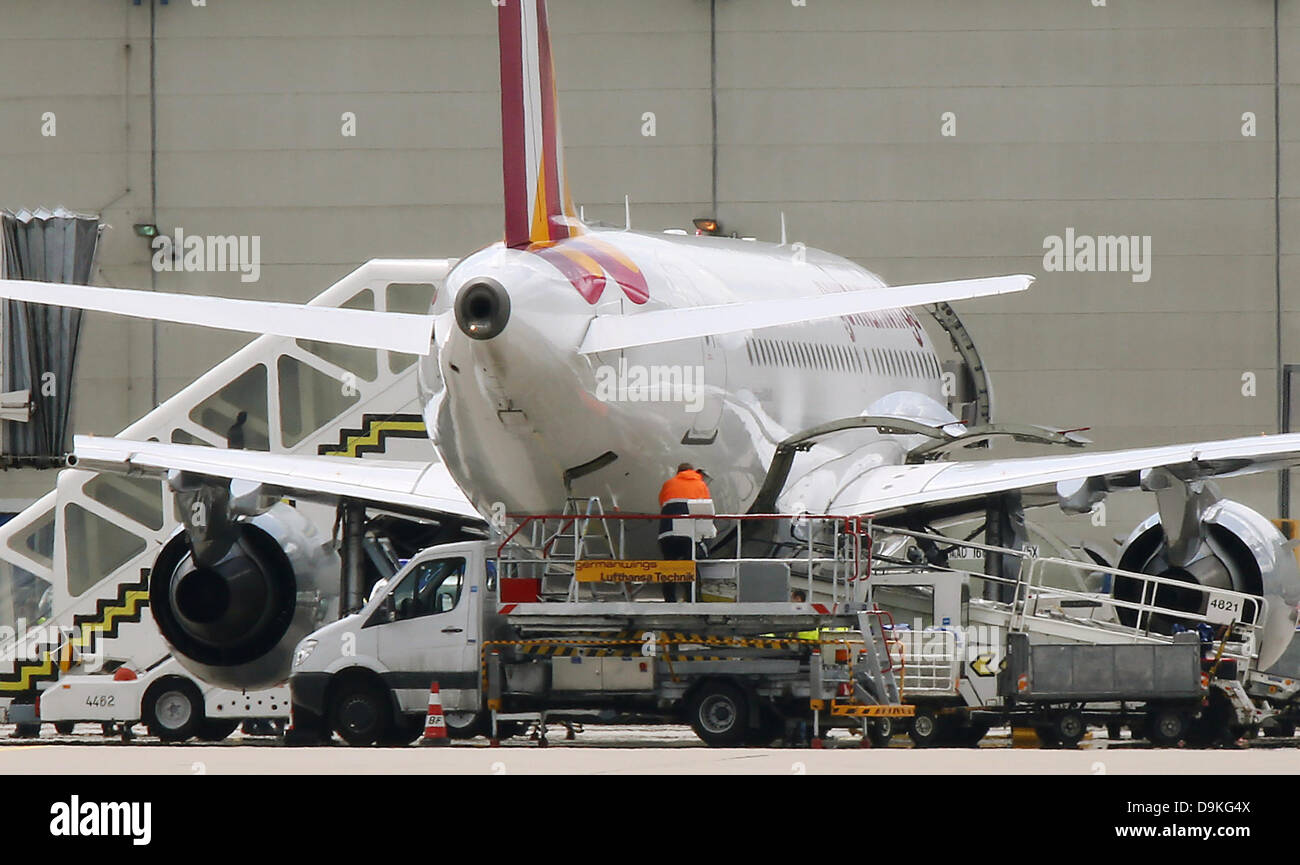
496, 510, 875, 582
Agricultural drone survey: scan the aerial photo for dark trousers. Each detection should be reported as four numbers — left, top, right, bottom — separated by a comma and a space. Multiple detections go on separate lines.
658, 536, 696, 602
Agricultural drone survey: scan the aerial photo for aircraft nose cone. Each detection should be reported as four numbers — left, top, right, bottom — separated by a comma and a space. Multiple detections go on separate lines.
454, 277, 511, 340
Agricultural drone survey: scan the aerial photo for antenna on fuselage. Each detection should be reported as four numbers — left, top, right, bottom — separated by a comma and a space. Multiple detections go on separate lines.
580, 204, 586, 222
624, 195, 632, 231
780, 211, 787, 246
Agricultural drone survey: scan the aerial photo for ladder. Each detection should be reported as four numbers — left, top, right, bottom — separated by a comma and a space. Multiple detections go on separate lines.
541, 496, 623, 601
851, 610, 904, 707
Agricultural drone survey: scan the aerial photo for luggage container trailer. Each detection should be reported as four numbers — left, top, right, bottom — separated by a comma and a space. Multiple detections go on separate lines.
290, 511, 912, 747
983, 632, 1209, 747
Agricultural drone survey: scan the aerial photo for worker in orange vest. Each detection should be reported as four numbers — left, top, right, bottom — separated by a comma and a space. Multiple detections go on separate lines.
658, 463, 713, 602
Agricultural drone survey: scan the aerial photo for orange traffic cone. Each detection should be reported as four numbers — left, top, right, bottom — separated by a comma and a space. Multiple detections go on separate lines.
422, 682, 448, 746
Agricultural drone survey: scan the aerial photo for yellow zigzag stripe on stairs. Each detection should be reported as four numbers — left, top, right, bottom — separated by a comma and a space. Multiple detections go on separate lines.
318, 414, 427, 458
0, 579, 150, 694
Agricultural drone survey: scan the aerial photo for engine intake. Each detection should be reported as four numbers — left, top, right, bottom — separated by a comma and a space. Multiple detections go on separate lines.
150, 503, 339, 690
1114, 499, 1300, 668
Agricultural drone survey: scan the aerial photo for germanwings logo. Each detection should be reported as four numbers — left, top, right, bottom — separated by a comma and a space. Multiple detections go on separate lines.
528, 236, 649, 305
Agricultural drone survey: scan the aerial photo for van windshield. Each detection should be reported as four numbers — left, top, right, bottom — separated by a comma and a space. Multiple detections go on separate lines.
388, 557, 466, 621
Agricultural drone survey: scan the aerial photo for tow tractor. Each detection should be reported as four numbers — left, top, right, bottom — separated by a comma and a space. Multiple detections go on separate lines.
289, 504, 912, 747
36, 655, 290, 742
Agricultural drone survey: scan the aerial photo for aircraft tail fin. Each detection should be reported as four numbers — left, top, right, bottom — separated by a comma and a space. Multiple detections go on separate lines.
498, 0, 582, 248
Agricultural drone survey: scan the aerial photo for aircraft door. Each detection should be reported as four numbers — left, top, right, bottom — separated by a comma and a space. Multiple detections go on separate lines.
683, 335, 726, 445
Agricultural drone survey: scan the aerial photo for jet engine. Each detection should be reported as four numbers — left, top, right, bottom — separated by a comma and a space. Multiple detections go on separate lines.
150, 491, 339, 691
1111, 470, 1300, 668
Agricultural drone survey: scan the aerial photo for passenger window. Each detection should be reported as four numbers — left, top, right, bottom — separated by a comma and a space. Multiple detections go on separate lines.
368, 556, 466, 625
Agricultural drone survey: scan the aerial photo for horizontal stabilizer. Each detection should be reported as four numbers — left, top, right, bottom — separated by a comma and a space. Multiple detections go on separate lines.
578, 274, 1032, 355
0, 279, 435, 355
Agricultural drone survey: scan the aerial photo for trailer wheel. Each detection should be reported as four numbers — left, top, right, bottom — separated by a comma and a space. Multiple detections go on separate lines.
53, 722, 76, 735
196, 719, 239, 741
958, 721, 991, 748
330, 680, 391, 746
908, 709, 941, 748
1146, 708, 1188, 747
687, 681, 749, 747
867, 717, 896, 747
1263, 718, 1296, 738
1053, 712, 1085, 748
143, 678, 204, 742
1034, 724, 1060, 747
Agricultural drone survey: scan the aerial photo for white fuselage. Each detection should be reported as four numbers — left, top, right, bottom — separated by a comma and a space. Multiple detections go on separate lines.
419, 228, 947, 540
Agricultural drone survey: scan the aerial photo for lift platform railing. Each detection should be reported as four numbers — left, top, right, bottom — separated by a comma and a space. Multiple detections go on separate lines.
494, 511, 871, 606
887, 627, 961, 697
868, 525, 1264, 664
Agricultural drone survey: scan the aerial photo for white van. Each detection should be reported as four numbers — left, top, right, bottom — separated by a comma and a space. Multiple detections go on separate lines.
289, 541, 499, 744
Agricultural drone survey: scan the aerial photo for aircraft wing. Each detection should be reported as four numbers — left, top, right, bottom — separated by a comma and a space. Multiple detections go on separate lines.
72, 435, 480, 520
579, 274, 1032, 354
826, 433, 1300, 519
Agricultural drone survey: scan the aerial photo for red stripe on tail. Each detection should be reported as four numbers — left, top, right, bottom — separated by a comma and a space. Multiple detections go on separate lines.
498, 1, 530, 248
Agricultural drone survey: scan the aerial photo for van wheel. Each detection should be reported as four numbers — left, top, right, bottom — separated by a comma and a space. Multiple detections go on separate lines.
143, 678, 203, 742
196, 719, 239, 741
330, 681, 391, 746
687, 681, 749, 747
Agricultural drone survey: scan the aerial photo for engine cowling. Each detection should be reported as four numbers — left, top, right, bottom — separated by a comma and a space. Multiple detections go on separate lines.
1115, 499, 1300, 668
149, 502, 339, 690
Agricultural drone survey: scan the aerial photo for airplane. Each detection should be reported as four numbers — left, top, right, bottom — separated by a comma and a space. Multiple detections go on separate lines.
3, 0, 1299, 692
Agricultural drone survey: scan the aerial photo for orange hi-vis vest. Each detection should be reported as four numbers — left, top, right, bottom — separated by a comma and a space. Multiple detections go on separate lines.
659, 469, 711, 507
659, 470, 713, 540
